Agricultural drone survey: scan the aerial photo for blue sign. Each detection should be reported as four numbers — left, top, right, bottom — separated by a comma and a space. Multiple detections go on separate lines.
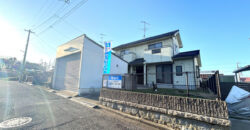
108, 75, 122, 89
108, 75, 122, 80
103, 42, 111, 74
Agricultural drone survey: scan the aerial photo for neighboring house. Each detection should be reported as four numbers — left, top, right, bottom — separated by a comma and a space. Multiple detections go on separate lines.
113, 30, 201, 89
201, 71, 235, 82
219, 75, 235, 82
200, 71, 216, 81
52, 34, 128, 95
233, 65, 250, 83
240, 77, 250, 83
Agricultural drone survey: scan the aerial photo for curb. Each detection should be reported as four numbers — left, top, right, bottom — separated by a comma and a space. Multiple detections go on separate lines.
98, 105, 172, 130
70, 98, 98, 108
38, 86, 170, 129
55, 93, 72, 99
39, 86, 98, 109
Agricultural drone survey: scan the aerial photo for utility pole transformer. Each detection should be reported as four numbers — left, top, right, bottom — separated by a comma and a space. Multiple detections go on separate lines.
19, 29, 34, 82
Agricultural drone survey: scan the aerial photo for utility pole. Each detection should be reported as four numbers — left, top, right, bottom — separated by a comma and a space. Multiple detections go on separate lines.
19, 29, 34, 82
141, 21, 150, 38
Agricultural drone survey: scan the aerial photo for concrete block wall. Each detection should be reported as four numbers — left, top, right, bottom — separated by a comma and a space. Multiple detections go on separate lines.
99, 88, 230, 129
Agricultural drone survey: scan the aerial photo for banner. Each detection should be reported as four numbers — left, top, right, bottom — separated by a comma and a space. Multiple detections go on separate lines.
103, 42, 111, 74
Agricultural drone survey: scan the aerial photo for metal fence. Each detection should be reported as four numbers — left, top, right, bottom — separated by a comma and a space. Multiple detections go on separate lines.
102, 74, 136, 90
102, 71, 220, 99
103, 72, 200, 89
132, 71, 200, 90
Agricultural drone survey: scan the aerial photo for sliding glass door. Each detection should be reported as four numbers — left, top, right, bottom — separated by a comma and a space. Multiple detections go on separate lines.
156, 64, 172, 84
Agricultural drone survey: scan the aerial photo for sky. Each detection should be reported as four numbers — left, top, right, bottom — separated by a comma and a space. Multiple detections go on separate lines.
0, 0, 249, 76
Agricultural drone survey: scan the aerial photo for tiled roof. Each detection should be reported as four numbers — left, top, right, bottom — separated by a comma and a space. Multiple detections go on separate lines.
172, 50, 200, 59
113, 30, 179, 50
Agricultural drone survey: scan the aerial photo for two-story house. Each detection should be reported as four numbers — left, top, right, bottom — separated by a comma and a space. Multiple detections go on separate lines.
113, 30, 201, 89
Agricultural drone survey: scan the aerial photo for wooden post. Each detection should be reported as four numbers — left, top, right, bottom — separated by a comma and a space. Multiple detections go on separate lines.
185, 72, 189, 97
122, 75, 125, 89
215, 71, 221, 100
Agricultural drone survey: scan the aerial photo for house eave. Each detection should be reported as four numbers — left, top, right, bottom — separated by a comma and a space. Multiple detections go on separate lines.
175, 32, 183, 48
113, 30, 180, 50
113, 36, 174, 51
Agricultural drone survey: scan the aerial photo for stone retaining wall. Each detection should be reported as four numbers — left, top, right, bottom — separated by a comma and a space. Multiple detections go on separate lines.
100, 88, 231, 129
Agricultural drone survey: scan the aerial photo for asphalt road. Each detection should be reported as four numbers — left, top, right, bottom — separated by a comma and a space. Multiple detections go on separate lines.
0, 80, 158, 130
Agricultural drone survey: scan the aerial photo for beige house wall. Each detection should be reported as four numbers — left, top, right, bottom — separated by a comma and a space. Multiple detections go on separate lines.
115, 38, 174, 63
53, 35, 128, 95
56, 35, 84, 58
173, 58, 198, 89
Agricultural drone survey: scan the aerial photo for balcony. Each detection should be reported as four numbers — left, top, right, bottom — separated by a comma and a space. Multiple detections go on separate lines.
144, 47, 173, 63
121, 53, 136, 62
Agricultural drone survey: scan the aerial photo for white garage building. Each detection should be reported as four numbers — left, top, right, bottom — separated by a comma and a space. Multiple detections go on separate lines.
52, 34, 128, 95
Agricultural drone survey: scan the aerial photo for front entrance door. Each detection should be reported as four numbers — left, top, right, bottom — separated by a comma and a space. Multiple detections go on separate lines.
156, 64, 172, 84
136, 65, 144, 84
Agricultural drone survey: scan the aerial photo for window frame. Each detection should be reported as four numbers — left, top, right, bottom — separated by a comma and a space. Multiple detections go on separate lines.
120, 50, 129, 56
148, 42, 162, 50
176, 66, 183, 76
152, 49, 161, 54
156, 64, 173, 84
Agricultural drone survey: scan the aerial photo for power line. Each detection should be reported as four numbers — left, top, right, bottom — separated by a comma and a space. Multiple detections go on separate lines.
52, 0, 88, 25
34, 0, 80, 31
33, 34, 58, 51
50, 26, 71, 40
34, 0, 58, 26
30, 0, 49, 28
32, 1, 68, 31
61, 18, 83, 33
38, 0, 88, 35
58, 0, 71, 4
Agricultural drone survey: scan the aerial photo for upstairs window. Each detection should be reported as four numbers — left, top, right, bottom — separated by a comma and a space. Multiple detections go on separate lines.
176, 66, 182, 76
148, 42, 162, 50
120, 50, 129, 56
152, 49, 161, 54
